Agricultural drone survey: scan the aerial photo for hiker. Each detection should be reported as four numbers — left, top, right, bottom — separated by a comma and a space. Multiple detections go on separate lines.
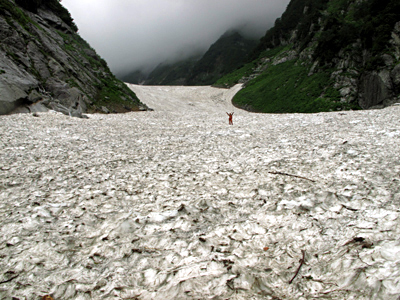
226, 112, 234, 125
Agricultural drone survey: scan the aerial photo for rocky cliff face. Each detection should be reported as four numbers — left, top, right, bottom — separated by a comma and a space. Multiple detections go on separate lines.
326, 22, 400, 109
0, 0, 148, 116
225, 0, 400, 112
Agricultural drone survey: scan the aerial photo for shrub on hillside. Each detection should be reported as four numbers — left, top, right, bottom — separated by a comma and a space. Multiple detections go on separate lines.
15, 0, 77, 32
15, 0, 42, 13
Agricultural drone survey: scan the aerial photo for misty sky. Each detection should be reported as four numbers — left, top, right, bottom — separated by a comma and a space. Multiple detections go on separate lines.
62, 0, 290, 74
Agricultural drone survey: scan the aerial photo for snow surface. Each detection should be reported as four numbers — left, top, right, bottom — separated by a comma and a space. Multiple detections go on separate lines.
1, 84, 400, 300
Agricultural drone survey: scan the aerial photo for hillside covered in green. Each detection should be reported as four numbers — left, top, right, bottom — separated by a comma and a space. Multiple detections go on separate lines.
216, 0, 400, 113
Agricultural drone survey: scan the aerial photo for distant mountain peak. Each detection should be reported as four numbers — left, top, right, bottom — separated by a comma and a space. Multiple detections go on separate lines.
119, 29, 258, 86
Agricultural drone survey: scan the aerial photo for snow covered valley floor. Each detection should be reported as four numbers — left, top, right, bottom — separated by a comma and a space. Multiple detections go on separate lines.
1, 84, 400, 300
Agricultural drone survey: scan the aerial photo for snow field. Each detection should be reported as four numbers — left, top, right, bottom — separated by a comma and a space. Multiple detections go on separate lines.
0, 85, 400, 299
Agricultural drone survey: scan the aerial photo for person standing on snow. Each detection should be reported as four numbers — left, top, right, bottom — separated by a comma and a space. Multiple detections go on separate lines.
226, 112, 234, 125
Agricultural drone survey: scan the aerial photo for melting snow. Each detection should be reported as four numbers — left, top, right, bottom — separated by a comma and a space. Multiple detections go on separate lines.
0, 84, 400, 299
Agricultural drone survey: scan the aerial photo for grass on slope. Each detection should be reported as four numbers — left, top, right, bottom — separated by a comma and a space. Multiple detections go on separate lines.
213, 62, 255, 88
232, 59, 360, 113
214, 47, 285, 88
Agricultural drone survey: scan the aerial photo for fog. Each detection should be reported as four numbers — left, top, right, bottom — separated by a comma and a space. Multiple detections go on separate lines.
62, 0, 290, 74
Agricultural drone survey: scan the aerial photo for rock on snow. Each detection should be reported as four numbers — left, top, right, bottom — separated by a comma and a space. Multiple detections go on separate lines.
0, 84, 400, 299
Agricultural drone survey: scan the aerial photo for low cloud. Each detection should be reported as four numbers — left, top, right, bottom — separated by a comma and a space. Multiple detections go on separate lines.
63, 0, 290, 74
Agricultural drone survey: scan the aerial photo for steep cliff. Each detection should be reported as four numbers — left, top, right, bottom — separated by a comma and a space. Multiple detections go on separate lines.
216, 0, 400, 112
0, 0, 148, 116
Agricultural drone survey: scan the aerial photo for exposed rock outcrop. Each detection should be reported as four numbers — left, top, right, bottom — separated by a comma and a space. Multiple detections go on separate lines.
232, 0, 400, 111
0, 0, 148, 116
358, 71, 392, 109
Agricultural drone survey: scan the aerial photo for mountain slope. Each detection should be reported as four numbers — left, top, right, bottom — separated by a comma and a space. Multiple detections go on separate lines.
118, 69, 148, 86
144, 54, 202, 86
186, 30, 258, 85
216, 0, 400, 112
119, 30, 258, 86
0, 0, 148, 115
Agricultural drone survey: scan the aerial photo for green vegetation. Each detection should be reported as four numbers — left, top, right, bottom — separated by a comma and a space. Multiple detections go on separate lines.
14, 0, 77, 31
56, 24, 141, 113
0, 0, 77, 32
0, 0, 143, 114
6, 51, 21, 63
252, 0, 329, 59
213, 62, 256, 88
58, 33, 140, 112
187, 31, 258, 85
315, 0, 400, 65
0, 69, 5, 74
232, 59, 360, 113
252, 0, 400, 67
58, 29, 108, 74
0, 0, 32, 27
214, 0, 399, 113
44, 0, 77, 31
66, 78, 80, 89
125, 30, 259, 86
215, 47, 288, 88
91, 78, 142, 113
14, 0, 42, 13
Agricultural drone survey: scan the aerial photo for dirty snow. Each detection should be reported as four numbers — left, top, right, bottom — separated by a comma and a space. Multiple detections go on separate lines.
0, 84, 400, 300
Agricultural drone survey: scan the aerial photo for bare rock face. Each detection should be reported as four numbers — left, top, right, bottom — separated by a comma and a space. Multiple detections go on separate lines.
391, 63, 400, 90
0, 51, 39, 115
321, 34, 400, 110
342, 22, 400, 109
0, 1, 146, 116
358, 71, 392, 109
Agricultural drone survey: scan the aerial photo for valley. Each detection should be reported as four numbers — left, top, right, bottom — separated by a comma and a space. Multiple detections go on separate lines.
1, 85, 399, 299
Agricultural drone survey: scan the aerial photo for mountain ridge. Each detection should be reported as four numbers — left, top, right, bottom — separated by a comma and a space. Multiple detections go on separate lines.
0, 0, 148, 116
119, 30, 258, 86
216, 0, 400, 112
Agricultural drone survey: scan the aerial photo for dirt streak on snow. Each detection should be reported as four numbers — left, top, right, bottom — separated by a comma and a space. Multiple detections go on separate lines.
0, 84, 400, 300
